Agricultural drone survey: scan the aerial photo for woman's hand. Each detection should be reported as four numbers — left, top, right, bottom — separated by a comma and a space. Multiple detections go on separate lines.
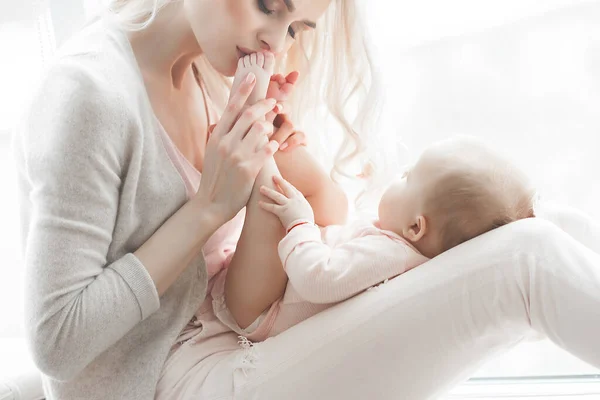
259, 175, 315, 231
194, 73, 280, 226
271, 113, 307, 152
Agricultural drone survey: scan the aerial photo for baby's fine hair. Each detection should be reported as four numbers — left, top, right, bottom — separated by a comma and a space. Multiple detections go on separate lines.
423, 137, 536, 253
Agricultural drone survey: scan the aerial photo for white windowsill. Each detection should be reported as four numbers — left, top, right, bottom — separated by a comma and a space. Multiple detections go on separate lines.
446, 377, 600, 399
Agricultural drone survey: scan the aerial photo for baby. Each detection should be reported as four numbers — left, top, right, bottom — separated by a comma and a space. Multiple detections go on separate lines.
211, 53, 536, 343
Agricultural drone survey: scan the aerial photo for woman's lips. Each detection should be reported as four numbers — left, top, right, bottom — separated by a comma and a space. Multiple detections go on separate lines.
236, 46, 255, 59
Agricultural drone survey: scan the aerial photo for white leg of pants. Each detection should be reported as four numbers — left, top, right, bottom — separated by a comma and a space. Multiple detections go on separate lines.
235, 215, 600, 400
537, 201, 600, 254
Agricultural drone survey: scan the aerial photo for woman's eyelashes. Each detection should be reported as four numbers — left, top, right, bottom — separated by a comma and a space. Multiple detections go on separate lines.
257, 0, 298, 39
258, 0, 275, 15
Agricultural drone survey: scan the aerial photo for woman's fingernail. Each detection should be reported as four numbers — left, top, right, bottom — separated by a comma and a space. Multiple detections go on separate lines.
280, 143, 289, 150
245, 73, 256, 84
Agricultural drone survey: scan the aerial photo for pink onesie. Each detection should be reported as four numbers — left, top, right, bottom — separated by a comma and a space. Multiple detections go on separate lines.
211, 219, 430, 342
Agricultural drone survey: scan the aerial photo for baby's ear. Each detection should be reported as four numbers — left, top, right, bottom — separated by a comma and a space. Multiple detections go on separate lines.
403, 216, 427, 242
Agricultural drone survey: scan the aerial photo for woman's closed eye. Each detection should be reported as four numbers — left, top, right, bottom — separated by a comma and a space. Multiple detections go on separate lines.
257, 0, 300, 39
258, 0, 276, 15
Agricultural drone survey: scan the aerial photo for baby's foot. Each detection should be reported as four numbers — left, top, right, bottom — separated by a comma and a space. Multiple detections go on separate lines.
231, 52, 276, 107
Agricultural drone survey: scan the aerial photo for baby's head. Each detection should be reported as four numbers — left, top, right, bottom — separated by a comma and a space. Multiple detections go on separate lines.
378, 136, 536, 258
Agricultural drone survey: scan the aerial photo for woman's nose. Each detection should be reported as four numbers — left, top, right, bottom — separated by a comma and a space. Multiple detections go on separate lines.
258, 31, 286, 56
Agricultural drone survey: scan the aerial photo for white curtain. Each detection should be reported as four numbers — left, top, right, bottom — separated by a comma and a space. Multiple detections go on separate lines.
0, 0, 598, 386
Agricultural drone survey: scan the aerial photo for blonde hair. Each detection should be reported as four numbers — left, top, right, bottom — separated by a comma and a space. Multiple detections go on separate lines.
422, 138, 536, 253
105, 0, 381, 184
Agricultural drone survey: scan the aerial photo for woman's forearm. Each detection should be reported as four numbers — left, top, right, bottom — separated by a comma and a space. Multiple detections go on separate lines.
135, 199, 220, 296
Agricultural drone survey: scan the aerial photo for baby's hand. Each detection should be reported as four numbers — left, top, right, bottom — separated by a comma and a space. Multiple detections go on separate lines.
265, 71, 299, 122
259, 175, 315, 231
267, 71, 299, 102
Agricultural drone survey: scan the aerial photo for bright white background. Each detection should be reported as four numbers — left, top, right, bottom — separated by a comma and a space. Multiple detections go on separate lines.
1, 0, 599, 396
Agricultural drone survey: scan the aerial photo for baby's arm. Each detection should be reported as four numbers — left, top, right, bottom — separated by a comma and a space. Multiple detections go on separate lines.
278, 224, 413, 303
260, 176, 419, 304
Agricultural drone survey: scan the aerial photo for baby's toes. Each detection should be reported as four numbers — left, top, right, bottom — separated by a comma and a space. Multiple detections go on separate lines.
243, 54, 252, 68
264, 52, 275, 75
256, 52, 265, 68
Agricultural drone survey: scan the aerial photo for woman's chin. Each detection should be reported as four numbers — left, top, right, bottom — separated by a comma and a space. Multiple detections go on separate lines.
203, 54, 237, 77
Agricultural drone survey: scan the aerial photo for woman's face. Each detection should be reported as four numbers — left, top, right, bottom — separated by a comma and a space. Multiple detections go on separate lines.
184, 0, 331, 76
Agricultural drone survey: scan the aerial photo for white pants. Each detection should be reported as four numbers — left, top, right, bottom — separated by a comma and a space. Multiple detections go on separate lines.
229, 204, 600, 400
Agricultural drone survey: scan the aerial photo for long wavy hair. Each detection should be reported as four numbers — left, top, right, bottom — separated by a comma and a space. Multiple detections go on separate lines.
105, 0, 385, 202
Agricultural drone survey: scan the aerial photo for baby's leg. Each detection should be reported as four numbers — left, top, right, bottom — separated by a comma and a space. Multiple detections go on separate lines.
225, 53, 289, 330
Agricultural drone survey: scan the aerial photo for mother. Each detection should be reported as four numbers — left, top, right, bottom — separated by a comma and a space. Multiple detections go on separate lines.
14, 0, 600, 399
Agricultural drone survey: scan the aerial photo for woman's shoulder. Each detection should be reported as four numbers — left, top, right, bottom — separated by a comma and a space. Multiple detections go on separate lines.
17, 18, 150, 153
31, 17, 145, 120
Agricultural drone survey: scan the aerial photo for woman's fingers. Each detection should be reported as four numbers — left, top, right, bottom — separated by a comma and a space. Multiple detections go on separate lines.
280, 131, 307, 152
265, 111, 278, 124
260, 185, 289, 205
270, 118, 295, 146
270, 115, 307, 151
266, 103, 284, 120
248, 138, 279, 170
230, 99, 276, 142
243, 120, 273, 151
215, 73, 256, 137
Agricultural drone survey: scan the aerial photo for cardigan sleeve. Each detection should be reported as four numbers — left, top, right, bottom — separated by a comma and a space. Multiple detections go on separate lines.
15, 63, 160, 381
